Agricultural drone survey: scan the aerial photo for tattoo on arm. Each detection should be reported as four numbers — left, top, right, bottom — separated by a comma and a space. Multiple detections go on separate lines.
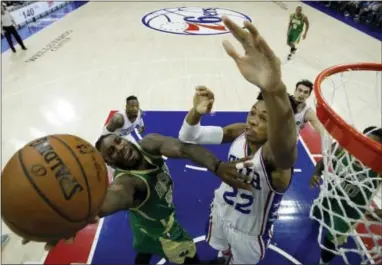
98, 176, 135, 218
106, 113, 124, 132
140, 134, 220, 172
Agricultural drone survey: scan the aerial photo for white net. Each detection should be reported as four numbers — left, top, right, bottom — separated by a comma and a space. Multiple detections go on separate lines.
310, 65, 382, 264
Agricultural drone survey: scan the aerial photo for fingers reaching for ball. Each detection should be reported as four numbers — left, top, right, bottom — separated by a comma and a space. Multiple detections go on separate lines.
22, 215, 100, 250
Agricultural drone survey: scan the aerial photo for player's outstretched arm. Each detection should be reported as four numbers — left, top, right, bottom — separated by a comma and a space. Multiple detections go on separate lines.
178, 86, 245, 144
222, 16, 297, 169
23, 176, 137, 249
305, 109, 323, 135
310, 159, 325, 187
310, 143, 345, 187
98, 175, 137, 217
141, 133, 252, 190
103, 113, 124, 134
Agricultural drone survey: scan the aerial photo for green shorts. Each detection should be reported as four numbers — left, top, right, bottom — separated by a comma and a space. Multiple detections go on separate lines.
131, 219, 196, 264
287, 30, 303, 45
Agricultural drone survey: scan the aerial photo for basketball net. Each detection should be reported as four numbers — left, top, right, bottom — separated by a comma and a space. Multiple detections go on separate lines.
310, 63, 382, 264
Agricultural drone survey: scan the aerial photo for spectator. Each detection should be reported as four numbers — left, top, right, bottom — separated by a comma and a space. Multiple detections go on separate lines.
318, 1, 382, 29
1, 3, 27, 53
356, 2, 382, 24
340, 1, 361, 17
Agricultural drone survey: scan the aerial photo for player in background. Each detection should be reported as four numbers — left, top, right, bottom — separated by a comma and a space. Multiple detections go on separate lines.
95, 133, 252, 264
310, 126, 382, 265
178, 17, 298, 264
103, 95, 145, 138
287, 6, 309, 60
293, 79, 323, 135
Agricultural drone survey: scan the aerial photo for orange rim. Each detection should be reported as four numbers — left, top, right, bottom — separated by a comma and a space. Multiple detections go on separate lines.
314, 63, 382, 174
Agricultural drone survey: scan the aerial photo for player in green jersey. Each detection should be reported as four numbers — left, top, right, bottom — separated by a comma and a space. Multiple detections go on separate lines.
310, 126, 382, 264
287, 6, 309, 60
95, 133, 252, 264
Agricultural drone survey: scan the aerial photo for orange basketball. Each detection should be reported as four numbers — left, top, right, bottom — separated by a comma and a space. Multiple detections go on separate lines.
1, 134, 109, 242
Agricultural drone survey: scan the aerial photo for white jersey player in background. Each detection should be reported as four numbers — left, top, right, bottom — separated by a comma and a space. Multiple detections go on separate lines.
293, 79, 323, 135
102, 95, 145, 142
178, 17, 298, 264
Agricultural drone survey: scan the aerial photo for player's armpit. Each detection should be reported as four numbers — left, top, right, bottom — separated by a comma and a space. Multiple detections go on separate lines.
98, 176, 136, 217
106, 113, 124, 132
222, 123, 246, 143
269, 169, 292, 192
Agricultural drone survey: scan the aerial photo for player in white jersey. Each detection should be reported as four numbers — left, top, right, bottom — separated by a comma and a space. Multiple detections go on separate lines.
178, 17, 298, 264
103, 95, 145, 138
293, 80, 323, 134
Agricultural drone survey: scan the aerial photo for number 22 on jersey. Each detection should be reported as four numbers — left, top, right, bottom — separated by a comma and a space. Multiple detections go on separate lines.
223, 187, 253, 214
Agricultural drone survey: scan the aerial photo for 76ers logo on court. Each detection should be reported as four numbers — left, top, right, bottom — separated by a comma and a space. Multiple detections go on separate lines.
142, 7, 252, 35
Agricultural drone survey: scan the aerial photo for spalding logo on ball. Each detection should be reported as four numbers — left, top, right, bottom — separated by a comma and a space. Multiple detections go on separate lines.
1, 135, 109, 242
142, 7, 252, 35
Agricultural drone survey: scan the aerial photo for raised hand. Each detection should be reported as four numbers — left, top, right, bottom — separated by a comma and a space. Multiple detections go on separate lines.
22, 216, 99, 250
193, 86, 214, 115
222, 16, 282, 92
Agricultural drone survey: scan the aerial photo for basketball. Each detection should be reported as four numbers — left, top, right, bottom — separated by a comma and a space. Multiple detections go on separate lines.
1, 134, 109, 242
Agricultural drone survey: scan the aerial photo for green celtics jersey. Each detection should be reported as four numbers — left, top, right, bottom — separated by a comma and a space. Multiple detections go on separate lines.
328, 150, 380, 220
114, 143, 175, 237
290, 13, 305, 33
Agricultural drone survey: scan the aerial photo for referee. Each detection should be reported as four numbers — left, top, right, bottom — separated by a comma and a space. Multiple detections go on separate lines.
1, 4, 27, 53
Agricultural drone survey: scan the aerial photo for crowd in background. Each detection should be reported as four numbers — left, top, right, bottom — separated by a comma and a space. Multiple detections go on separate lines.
319, 1, 382, 29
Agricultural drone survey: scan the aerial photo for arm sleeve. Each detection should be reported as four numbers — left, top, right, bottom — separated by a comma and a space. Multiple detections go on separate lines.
178, 120, 224, 144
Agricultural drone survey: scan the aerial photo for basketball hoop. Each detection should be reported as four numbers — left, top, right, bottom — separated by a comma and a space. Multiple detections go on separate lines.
314, 63, 382, 174
311, 63, 382, 264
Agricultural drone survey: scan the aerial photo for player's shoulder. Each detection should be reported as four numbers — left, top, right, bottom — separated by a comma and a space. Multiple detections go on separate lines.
138, 134, 166, 158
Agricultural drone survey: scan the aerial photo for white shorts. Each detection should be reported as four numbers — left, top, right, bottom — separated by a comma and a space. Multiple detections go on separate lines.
206, 202, 270, 264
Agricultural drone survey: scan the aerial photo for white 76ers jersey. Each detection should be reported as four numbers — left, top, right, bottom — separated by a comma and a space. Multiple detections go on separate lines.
213, 134, 289, 238
114, 110, 144, 137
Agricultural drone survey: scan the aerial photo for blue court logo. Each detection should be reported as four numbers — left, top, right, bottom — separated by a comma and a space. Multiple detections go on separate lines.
142, 7, 252, 35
